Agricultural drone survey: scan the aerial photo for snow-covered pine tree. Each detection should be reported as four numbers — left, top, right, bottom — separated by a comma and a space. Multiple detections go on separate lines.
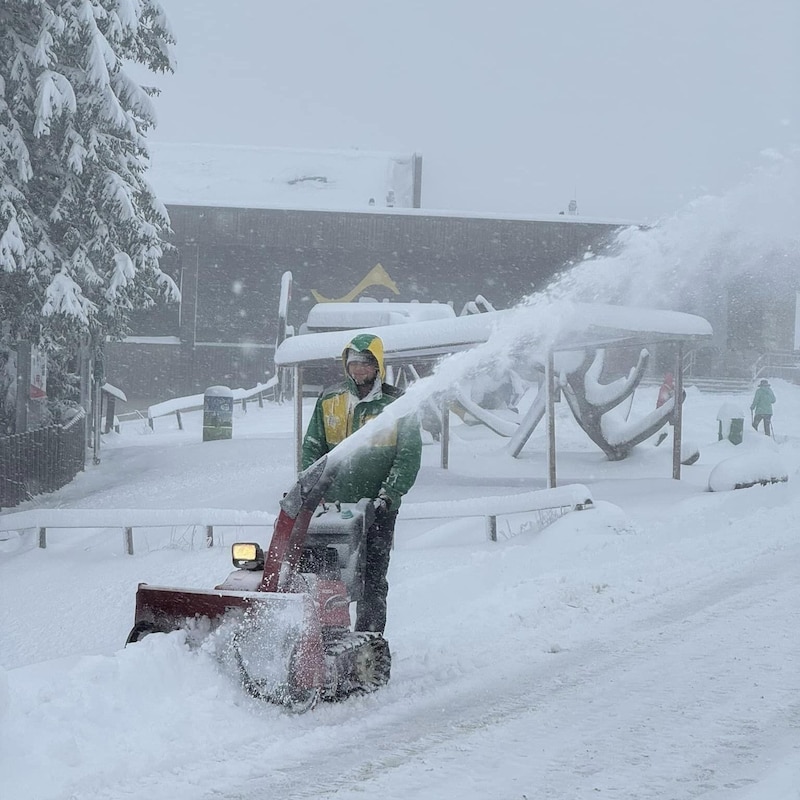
0, 0, 180, 418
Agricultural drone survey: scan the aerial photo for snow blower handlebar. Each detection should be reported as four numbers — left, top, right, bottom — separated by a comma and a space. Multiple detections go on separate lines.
260, 456, 334, 593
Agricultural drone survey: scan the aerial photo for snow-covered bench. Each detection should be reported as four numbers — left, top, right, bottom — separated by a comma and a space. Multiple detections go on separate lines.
708, 454, 788, 492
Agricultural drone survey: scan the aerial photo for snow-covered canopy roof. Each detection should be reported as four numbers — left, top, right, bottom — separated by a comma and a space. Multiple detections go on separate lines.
275, 303, 713, 367
146, 142, 419, 209
303, 301, 456, 332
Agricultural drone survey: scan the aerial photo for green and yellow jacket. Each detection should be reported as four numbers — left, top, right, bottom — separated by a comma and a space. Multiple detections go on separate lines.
301, 333, 422, 508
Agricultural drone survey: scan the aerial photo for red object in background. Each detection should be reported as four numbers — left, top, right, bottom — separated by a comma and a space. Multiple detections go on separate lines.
656, 373, 674, 408
30, 347, 47, 400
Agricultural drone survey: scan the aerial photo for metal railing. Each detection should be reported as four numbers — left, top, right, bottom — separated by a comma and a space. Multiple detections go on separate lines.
399, 484, 594, 542
0, 507, 275, 555
0, 409, 87, 510
0, 486, 594, 554
752, 351, 800, 383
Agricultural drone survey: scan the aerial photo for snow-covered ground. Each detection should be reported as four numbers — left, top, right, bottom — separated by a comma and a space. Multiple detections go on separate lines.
2, 150, 798, 799
1, 377, 799, 800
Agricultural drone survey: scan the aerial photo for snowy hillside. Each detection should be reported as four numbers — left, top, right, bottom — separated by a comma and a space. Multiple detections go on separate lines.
1, 380, 799, 800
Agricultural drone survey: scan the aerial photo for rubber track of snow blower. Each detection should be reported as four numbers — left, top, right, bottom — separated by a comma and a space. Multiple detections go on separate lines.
323, 631, 391, 701
233, 630, 390, 709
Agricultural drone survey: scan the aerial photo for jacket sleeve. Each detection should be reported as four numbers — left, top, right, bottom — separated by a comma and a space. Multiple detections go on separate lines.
301, 398, 329, 470
381, 412, 422, 507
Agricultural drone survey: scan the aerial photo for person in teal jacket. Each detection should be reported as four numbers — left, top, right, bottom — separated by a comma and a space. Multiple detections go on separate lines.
302, 333, 422, 633
750, 379, 776, 436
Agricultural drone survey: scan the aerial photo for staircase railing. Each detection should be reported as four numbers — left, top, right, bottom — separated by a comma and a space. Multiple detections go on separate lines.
752, 351, 800, 383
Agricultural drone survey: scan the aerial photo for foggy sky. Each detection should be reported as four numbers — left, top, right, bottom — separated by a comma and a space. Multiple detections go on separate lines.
150, 0, 799, 223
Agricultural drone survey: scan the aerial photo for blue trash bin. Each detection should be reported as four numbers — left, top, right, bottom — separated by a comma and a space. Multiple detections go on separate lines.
203, 386, 233, 442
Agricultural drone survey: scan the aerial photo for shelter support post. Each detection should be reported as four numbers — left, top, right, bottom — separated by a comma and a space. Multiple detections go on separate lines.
546, 350, 557, 489
672, 343, 684, 480
294, 366, 303, 476
440, 399, 450, 469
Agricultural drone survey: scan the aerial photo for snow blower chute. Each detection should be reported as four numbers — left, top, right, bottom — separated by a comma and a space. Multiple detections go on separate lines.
125, 456, 391, 711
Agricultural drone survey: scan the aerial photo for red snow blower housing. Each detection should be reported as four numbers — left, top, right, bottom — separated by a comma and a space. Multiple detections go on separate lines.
125, 456, 391, 711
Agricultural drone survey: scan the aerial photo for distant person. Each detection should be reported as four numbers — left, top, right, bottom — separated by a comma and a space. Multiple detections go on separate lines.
656, 372, 675, 409
301, 333, 422, 634
750, 379, 776, 436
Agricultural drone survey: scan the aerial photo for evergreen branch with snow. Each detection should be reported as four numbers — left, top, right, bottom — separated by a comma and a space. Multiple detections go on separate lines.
0, 0, 179, 368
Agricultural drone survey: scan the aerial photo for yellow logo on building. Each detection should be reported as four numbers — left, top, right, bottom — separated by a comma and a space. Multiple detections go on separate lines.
312, 263, 399, 303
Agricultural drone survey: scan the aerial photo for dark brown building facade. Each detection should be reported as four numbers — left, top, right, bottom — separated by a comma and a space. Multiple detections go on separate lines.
106, 206, 624, 403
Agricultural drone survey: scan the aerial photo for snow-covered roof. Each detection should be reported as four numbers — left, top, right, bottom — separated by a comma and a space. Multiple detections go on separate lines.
275, 303, 713, 367
146, 141, 419, 209
145, 141, 641, 226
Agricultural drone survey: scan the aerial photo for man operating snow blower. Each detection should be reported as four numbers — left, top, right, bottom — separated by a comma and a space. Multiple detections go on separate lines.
302, 333, 422, 634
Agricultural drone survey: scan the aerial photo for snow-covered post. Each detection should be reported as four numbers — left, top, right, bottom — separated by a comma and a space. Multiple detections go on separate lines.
276, 271, 293, 402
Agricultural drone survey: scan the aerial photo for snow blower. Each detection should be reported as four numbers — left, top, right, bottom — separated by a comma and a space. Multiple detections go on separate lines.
125, 456, 391, 711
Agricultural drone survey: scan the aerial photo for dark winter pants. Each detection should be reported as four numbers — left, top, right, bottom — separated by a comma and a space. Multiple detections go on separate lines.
355, 508, 397, 634
752, 414, 772, 436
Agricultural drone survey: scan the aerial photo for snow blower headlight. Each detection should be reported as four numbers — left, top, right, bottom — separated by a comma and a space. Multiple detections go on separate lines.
231, 542, 264, 570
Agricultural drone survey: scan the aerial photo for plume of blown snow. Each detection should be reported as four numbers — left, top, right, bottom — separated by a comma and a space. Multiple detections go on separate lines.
555, 148, 800, 311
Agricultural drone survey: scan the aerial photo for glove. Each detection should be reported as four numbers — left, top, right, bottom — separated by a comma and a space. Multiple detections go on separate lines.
374, 488, 392, 513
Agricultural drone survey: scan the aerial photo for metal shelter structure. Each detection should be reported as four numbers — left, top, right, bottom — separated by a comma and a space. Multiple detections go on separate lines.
274, 303, 713, 485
